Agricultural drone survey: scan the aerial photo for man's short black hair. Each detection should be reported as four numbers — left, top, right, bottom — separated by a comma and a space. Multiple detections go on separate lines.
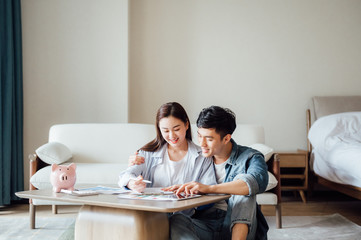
196, 106, 236, 139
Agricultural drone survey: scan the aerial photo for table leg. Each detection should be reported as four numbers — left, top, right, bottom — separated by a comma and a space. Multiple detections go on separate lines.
299, 190, 307, 203
75, 205, 169, 240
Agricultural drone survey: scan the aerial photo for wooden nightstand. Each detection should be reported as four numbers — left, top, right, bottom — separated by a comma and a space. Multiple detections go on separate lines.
277, 150, 308, 203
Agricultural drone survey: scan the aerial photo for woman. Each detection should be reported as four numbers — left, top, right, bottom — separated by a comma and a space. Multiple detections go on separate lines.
118, 102, 216, 193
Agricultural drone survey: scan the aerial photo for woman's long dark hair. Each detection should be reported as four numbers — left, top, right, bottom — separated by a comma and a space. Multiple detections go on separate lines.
140, 102, 192, 152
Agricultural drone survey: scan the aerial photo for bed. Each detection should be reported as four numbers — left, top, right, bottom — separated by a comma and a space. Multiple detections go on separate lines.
306, 96, 361, 200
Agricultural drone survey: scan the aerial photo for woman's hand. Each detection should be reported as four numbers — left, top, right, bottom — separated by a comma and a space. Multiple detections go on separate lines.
128, 152, 145, 166
127, 175, 146, 193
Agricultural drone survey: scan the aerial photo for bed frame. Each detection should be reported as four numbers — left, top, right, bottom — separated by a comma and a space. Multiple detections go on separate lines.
306, 96, 361, 200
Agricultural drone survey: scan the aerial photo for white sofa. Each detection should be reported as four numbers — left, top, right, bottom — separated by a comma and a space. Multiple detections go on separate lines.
29, 123, 281, 229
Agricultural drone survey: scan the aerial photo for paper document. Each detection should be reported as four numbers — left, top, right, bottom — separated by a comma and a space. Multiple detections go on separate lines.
118, 187, 201, 201
139, 187, 174, 195
60, 189, 99, 196
77, 186, 131, 194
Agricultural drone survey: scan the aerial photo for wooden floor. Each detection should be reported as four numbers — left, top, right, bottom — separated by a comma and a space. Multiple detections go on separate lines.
262, 191, 361, 225
1, 191, 361, 226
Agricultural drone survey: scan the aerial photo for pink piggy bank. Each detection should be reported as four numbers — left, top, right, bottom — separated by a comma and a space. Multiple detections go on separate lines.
50, 163, 76, 193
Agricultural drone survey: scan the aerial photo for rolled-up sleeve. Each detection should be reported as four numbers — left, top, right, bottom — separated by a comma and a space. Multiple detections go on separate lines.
234, 173, 260, 195
234, 153, 269, 195
118, 171, 136, 188
118, 152, 147, 187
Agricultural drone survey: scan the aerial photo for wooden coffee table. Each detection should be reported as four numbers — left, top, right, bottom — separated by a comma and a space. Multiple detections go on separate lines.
16, 189, 230, 240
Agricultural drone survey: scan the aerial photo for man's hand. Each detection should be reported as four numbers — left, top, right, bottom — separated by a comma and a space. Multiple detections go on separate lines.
175, 181, 211, 195
127, 175, 146, 193
162, 184, 182, 192
128, 152, 145, 166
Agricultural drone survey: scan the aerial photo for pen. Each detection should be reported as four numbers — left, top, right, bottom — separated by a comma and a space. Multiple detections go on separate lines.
130, 177, 152, 184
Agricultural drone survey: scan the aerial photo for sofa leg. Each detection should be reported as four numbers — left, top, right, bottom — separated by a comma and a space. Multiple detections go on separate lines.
275, 204, 282, 229
52, 205, 58, 214
29, 202, 36, 229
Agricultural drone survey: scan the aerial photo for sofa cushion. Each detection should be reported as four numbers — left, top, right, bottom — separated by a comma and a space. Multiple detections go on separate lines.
48, 123, 155, 164
31, 162, 278, 192
30, 163, 128, 189
36, 142, 72, 164
265, 171, 278, 191
256, 192, 278, 205
249, 143, 274, 162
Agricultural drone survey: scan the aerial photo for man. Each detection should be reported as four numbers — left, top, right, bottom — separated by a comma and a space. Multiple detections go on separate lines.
166, 106, 269, 240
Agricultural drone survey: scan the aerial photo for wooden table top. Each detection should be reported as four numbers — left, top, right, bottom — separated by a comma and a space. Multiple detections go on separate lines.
16, 188, 230, 213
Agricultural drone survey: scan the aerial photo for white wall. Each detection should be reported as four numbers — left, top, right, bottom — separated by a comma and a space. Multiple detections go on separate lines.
21, 0, 361, 189
21, 0, 128, 188
129, 0, 361, 150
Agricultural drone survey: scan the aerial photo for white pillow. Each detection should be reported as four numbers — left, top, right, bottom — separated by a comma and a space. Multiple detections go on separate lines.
308, 111, 361, 151
249, 143, 274, 162
265, 171, 278, 191
35, 142, 72, 164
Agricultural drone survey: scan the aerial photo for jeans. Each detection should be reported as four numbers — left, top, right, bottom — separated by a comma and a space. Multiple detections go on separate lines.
170, 207, 228, 240
170, 194, 266, 240
224, 194, 257, 240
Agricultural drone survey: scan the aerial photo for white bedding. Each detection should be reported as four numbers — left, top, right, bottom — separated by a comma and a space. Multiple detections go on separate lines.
308, 112, 361, 188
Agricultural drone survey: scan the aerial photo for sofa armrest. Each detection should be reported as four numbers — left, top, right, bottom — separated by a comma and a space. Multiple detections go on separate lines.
29, 153, 49, 190
267, 153, 281, 203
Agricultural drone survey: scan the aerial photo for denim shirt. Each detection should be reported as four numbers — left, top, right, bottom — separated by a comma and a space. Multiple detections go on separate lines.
224, 139, 269, 195
118, 140, 216, 188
